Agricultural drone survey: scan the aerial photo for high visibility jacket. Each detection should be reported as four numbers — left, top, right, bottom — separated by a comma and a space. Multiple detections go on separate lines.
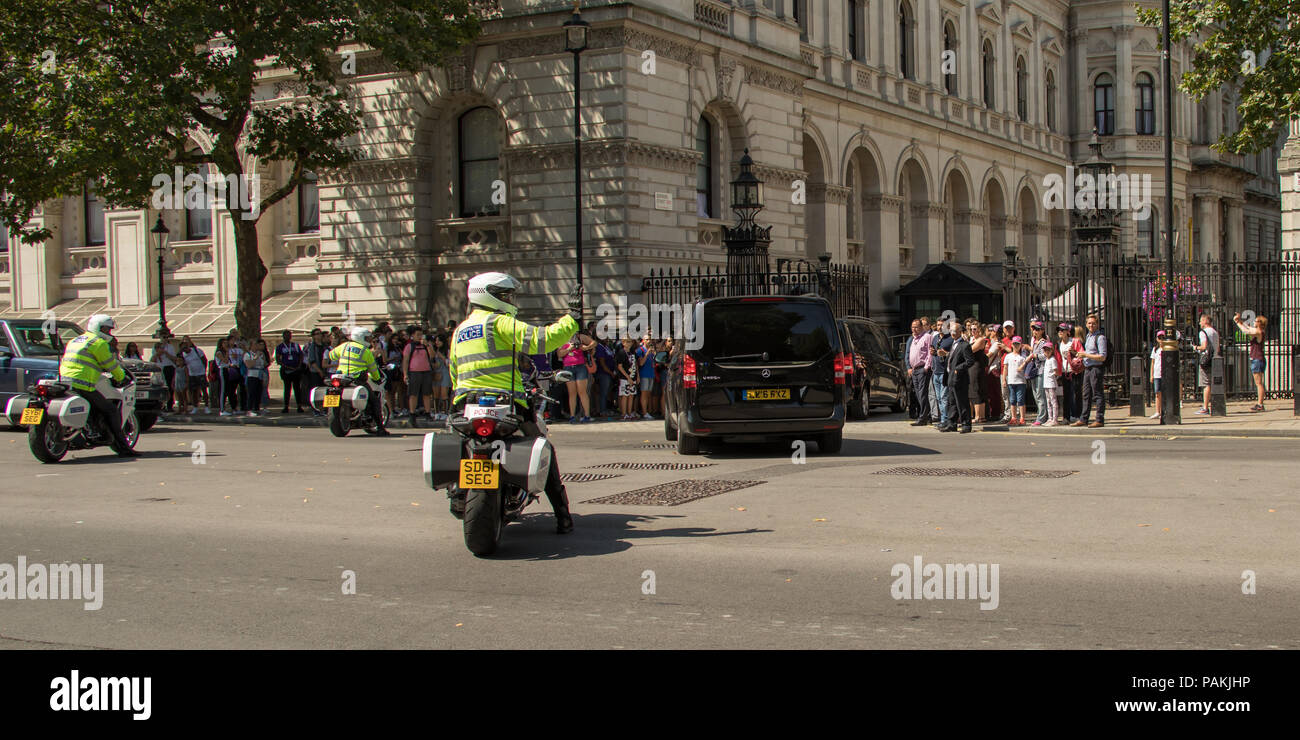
59, 331, 126, 392
450, 308, 577, 404
328, 340, 380, 382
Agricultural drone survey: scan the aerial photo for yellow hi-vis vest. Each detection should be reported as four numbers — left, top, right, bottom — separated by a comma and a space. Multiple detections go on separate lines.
328, 340, 380, 382
59, 331, 126, 392
450, 308, 578, 404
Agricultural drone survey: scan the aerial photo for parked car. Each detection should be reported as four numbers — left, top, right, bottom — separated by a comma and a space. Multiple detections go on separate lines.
663, 295, 846, 455
836, 315, 908, 419
0, 318, 167, 431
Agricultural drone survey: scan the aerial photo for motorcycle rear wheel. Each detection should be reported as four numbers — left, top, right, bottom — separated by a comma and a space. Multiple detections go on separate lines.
463, 486, 504, 557
329, 407, 350, 437
28, 416, 68, 463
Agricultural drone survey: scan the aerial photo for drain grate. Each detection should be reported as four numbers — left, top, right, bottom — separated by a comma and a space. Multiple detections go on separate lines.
640, 444, 677, 449
588, 462, 715, 470
561, 472, 624, 483
875, 466, 1078, 479
584, 479, 764, 506
136, 497, 172, 502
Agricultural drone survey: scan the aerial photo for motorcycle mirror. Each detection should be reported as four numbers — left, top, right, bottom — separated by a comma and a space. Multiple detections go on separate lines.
553, 370, 574, 383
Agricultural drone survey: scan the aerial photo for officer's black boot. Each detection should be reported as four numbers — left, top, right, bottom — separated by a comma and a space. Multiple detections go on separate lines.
545, 482, 574, 534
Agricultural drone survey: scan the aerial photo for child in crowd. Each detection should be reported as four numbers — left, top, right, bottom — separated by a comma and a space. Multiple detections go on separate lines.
1002, 336, 1028, 426
1042, 345, 1060, 426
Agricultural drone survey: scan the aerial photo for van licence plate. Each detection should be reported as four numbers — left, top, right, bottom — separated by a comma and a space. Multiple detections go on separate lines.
744, 388, 790, 401
459, 459, 499, 489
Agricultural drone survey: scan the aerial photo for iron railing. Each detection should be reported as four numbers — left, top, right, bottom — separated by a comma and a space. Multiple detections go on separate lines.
641, 260, 869, 327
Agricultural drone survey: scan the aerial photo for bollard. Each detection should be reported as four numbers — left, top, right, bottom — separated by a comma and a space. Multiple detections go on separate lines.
1161, 348, 1181, 424
1293, 350, 1299, 417
1129, 355, 1145, 416
1210, 356, 1227, 416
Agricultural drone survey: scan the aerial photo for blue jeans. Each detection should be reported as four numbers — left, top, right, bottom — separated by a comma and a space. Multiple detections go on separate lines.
594, 373, 613, 415
930, 372, 948, 424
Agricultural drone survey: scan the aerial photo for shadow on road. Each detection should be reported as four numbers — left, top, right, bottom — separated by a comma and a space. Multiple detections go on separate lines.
489, 513, 772, 561
51, 450, 226, 464
691, 438, 939, 460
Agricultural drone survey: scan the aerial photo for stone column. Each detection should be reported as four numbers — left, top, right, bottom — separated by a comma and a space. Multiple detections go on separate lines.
877, 0, 897, 79
869, 194, 902, 316
1072, 29, 1089, 135
1226, 198, 1244, 260
923, 202, 947, 267
1196, 195, 1218, 261
10, 200, 64, 312
1277, 118, 1299, 348
957, 208, 985, 262
1116, 25, 1134, 136
104, 207, 150, 310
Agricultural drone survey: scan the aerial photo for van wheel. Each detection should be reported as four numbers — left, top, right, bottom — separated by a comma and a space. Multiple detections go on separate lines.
664, 411, 677, 441
891, 391, 907, 414
676, 430, 699, 455
818, 429, 843, 454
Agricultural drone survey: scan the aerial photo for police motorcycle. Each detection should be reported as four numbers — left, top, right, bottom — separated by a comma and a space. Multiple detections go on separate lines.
310, 363, 395, 437
422, 369, 572, 556
6, 374, 139, 463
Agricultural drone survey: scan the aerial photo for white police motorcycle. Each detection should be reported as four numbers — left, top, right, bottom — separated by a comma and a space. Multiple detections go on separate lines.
310, 364, 394, 437
5, 375, 139, 462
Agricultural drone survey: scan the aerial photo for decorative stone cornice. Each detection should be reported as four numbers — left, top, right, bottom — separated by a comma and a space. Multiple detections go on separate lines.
866, 194, 904, 211
807, 183, 852, 204
320, 158, 435, 186
503, 139, 700, 174
730, 161, 804, 185
744, 64, 804, 98
499, 26, 703, 67
954, 208, 986, 224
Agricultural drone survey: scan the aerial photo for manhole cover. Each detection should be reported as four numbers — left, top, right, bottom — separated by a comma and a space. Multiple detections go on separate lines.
561, 472, 624, 483
584, 479, 764, 506
588, 462, 715, 470
875, 467, 1078, 478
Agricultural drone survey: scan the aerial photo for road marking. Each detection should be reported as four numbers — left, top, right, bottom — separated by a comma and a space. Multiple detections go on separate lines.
35, 473, 61, 478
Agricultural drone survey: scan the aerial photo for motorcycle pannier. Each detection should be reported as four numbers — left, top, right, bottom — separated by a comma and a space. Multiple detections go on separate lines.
423, 432, 464, 489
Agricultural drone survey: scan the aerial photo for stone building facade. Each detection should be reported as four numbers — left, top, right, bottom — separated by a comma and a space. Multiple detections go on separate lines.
0, 0, 1287, 339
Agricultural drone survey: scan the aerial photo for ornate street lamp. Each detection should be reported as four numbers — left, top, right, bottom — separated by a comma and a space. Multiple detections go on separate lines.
151, 215, 171, 339
723, 149, 772, 296
1159, 0, 1180, 424
563, 1, 589, 320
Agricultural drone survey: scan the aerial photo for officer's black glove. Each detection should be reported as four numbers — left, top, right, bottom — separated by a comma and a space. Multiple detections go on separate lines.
566, 285, 583, 321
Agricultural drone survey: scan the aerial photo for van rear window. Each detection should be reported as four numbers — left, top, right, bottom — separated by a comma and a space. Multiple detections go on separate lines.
702, 303, 835, 362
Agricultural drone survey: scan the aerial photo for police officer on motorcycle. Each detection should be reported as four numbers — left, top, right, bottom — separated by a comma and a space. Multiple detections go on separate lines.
59, 314, 139, 457
328, 326, 391, 436
450, 272, 582, 534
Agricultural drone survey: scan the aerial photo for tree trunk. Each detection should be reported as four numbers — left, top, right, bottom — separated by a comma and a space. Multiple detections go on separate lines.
233, 217, 265, 342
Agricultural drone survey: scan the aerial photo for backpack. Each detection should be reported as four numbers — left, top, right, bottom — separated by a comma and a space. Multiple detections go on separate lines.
1198, 329, 1216, 371
207, 358, 220, 382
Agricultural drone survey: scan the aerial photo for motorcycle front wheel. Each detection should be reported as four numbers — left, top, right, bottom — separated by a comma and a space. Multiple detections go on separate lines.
28, 416, 68, 463
463, 486, 504, 557
109, 411, 140, 454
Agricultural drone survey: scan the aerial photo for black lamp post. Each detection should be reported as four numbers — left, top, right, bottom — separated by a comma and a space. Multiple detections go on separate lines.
563, 1, 589, 319
723, 149, 772, 296
1074, 128, 1117, 328
151, 215, 171, 339
1159, 0, 1180, 424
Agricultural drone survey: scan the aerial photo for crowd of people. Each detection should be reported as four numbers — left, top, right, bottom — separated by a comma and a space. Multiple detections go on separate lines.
525, 322, 678, 423
903, 313, 1111, 433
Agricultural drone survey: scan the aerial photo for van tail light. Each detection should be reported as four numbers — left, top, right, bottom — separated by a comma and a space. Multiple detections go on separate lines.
833, 353, 847, 385
682, 355, 697, 389
472, 418, 497, 437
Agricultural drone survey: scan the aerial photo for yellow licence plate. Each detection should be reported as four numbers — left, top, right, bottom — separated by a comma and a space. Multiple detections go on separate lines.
322, 393, 341, 408
20, 407, 44, 425
744, 388, 790, 401
459, 459, 500, 489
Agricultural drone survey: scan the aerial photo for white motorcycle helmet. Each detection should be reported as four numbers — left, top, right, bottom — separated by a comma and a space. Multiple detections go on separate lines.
467, 272, 521, 316
350, 326, 372, 344
87, 314, 116, 341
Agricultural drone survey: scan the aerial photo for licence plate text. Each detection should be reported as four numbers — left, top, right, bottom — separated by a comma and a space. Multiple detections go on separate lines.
20, 407, 44, 425
459, 459, 500, 489
323, 393, 341, 408
744, 388, 790, 401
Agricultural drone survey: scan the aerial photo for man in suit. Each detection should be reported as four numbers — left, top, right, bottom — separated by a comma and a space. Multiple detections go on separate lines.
942, 320, 974, 433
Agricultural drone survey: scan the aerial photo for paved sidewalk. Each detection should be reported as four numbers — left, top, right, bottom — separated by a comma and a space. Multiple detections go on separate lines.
891, 399, 1300, 438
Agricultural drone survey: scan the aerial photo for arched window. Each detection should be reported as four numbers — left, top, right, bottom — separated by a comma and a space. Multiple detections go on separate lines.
185, 163, 212, 241
1015, 56, 1028, 121
982, 40, 995, 108
1094, 73, 1115, 135
298, 170, 319, 233
942, 21, 958, 95
1136, 72, 1155, 135
898, 2, 914, 79
84, 180, 105, 246
1045, 69, 1057, 132
1137, 207, 1158, 257
696, 117, 714, 219
458, 107, 501, 217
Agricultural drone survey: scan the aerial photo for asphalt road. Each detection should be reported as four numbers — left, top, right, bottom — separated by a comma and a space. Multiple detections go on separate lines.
1, 415, 1295, 649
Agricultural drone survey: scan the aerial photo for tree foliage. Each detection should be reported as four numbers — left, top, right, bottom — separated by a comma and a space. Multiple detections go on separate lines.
1, 1, 480, 336
1137, 1, 1300, 154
